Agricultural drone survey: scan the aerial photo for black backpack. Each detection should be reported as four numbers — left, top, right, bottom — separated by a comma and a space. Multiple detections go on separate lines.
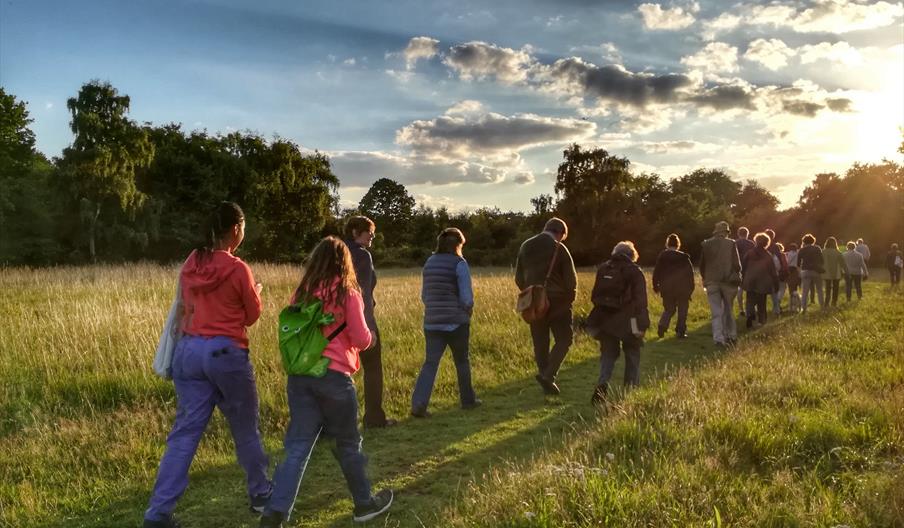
593, 260, 630, 310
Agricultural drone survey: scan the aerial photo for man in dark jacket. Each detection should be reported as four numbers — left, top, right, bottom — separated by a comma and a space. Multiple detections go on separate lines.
734, 227, 755, 317
652, 233, 694, 338
344, 216, 396, 428
587, 241, 650, 404
515, 217, 578, 395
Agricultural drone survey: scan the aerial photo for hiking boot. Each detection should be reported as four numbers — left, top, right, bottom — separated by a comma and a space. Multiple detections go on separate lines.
591, 384, 608, 405
461, 398, 483, 410
535, 374, 560, 395
250, 484, 273, 514
258, 511, 284, 528
143, 517, 181, 528
410, 406, 431, 418
353, 489, 394, 522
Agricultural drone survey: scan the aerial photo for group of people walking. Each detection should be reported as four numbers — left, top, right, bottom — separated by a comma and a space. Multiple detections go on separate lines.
142, 203, 899, 528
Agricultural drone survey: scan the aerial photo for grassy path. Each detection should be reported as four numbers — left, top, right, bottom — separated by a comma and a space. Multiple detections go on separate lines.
1, 266, 900, 527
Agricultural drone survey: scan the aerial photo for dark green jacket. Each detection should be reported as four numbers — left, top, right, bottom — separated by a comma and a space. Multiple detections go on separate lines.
515, 232, 577, 302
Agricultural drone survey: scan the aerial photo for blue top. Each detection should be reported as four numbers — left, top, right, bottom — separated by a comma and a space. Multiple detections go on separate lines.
422, 255, 473, 331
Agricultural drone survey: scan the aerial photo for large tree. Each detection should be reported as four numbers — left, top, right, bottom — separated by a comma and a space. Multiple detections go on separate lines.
59, 81, 154, 261
358, 178, 416, 244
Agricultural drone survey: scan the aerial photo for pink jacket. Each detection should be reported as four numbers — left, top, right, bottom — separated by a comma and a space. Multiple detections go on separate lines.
293, 282, 372, 375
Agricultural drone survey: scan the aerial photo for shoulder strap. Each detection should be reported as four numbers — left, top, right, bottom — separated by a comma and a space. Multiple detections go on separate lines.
326, 321, 347, 341
542, 241, 560, 287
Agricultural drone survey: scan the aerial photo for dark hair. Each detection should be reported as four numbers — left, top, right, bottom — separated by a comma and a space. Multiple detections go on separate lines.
764, 228, 776, 240
344, 216, 375, 239
543, 217, 568, 239
197, 202, 244, 255
788, 242, 798, 250
435, 227, 466, 255
824, 236, 838, 249
802, 233, 816, 246
666, 233, 681, 249
737, 227, 749, 238
857, 238, 864, 244
292, 236, 360, 307
753, 232, 771, 249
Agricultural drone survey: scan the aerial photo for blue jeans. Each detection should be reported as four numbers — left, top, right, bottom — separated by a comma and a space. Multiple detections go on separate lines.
411, 324, 477, 410
145, 335, 269, 522
266, 370, 373, 519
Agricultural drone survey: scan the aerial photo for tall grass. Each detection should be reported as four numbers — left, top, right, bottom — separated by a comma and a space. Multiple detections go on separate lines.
0, 265, 900, 527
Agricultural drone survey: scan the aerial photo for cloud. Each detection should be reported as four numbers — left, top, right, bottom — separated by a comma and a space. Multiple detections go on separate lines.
701, 12, 742, 40
329, 150, 506, 187
629, 140, 723, 154
687, 84, 755, 110
637, 3, 696, 29
825, 97, 853, 112
782, 100, 824, 117
443, 41, 535, 84
403, 36, 440, 70
44, 102, 54, 109
569, 42, 623, 65
742, 0, 903, 34
680, 42, 739, 77
342, 58, 356, 66
798, 41, 862, 65
744, 38, 796, 71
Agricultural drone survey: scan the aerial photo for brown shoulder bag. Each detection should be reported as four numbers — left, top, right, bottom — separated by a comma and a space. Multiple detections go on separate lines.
516, 242, 560, 323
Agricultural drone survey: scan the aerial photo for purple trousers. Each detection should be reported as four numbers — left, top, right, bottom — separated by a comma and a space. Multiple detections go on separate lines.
145, 335, 270, 522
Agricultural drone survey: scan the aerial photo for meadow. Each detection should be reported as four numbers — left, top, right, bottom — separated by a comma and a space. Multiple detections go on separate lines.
0, 264, 901, 527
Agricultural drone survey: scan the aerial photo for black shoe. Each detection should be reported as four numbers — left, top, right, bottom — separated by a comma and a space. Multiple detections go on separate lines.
410, 407, 430, 418
676, 332, 687, 339
591, 384, 608, 405
258, 511, 284, 528
461, 398, 482, 410
250, 484, 273, 514
353, 489, 394, 522
364, 418, 398, 429
535, 374, 560, 395
143, 517, 181, 528
657, 327, 666, 339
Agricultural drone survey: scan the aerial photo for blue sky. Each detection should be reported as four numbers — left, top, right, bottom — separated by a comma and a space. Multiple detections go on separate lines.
2, 0, 902, 211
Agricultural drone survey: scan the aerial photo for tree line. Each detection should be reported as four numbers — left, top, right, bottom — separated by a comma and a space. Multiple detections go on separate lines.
1, 81, 902, 267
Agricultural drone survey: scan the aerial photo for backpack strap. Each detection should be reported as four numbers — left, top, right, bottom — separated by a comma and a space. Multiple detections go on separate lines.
542, 241, 560, 288
326, 321, 347, 341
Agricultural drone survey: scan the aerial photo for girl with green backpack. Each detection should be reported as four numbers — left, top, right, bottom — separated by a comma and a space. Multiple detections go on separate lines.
260, 236, 393, 527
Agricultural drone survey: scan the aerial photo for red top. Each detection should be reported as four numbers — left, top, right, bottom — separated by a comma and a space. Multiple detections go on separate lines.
180, 249, 262, 348
292, 281, 372, 375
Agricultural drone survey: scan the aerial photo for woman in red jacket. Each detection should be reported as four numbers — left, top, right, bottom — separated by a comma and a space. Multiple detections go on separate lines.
144, 202, 270, 528
260, 237, 393, 527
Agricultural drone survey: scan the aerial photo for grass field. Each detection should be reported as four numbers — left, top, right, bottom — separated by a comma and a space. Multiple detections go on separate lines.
0, 264, 901, 527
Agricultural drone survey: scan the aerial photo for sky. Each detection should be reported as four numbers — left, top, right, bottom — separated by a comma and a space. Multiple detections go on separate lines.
2, 0, 902, 212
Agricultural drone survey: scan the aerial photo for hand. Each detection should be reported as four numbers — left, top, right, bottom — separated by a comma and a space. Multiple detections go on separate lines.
254, 282, 263, 295
633, 330, 645, 339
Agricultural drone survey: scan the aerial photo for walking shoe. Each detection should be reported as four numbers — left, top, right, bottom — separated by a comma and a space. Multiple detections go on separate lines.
250, 484, 273, 514
461, 399, 483, 410
258, 511, 284, 528
676, 332, 687, 339
410, 407, 431, 418
143, 517, 181, 528
364, 418, 398, 429
656, 326, 666, 339
353, 489, 394, 522
535, 374, 560, 395
591, 384, 608, 405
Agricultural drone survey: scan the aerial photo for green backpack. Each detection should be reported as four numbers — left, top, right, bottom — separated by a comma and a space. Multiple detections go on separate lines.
277, 299, 345, 377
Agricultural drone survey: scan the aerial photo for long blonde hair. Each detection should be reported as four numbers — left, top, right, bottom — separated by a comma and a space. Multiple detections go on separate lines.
293, 236, 360, 307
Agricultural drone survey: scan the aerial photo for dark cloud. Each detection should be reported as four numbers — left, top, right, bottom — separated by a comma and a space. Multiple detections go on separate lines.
544, 58, 692, 106
826, 97, 853, 112
782, 99, 824, 117
686, 85, 756, 110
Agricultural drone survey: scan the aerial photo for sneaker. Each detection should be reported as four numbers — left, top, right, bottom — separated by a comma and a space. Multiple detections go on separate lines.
258, 511, 284, 528
143, 517, 181, 528
591, 384, 608, 405
250, 485, 273, 514
410, 407, 431, 418
535, 374, 560, 395
461, 399, 483, 410
353, 489, 394, 522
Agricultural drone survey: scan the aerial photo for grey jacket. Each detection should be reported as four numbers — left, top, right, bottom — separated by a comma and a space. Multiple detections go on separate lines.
699, 235, 741, 287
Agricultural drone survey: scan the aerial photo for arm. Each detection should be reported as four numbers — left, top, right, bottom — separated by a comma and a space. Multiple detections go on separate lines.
631, 267, 650, 333
651, 253, 662, 293
684, 254, 696, 294
560, 244, 578, 302
457, 261, 474, 314
343, 291, 373, 351
235, 261, 262, 326
730, 242, 741, 275
699, 246, 707, 280
514, 245, 526, 290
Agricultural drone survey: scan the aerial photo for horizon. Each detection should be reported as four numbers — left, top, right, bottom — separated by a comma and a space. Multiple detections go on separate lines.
2, 0, 903, 212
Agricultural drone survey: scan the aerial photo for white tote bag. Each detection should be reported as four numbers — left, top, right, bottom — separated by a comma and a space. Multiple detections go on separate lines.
153, 280, 183, 379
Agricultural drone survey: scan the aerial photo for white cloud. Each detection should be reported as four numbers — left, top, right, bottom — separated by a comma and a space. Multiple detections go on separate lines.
744, 0, 904, 34
799, 41, 862, 65
638, 3, 697, 30
342, 58, 356, 66
569, 42, 623, 64
744, 38, 796, 70
443, 41, 535, 84
44, 102, 54, 109
329, 150, 506, 187
701, 12, 742, 40
402, 36, 440, 70
680, 42, 739, 77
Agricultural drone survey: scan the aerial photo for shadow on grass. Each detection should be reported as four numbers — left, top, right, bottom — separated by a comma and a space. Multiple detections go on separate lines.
55, 313, 761, 528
